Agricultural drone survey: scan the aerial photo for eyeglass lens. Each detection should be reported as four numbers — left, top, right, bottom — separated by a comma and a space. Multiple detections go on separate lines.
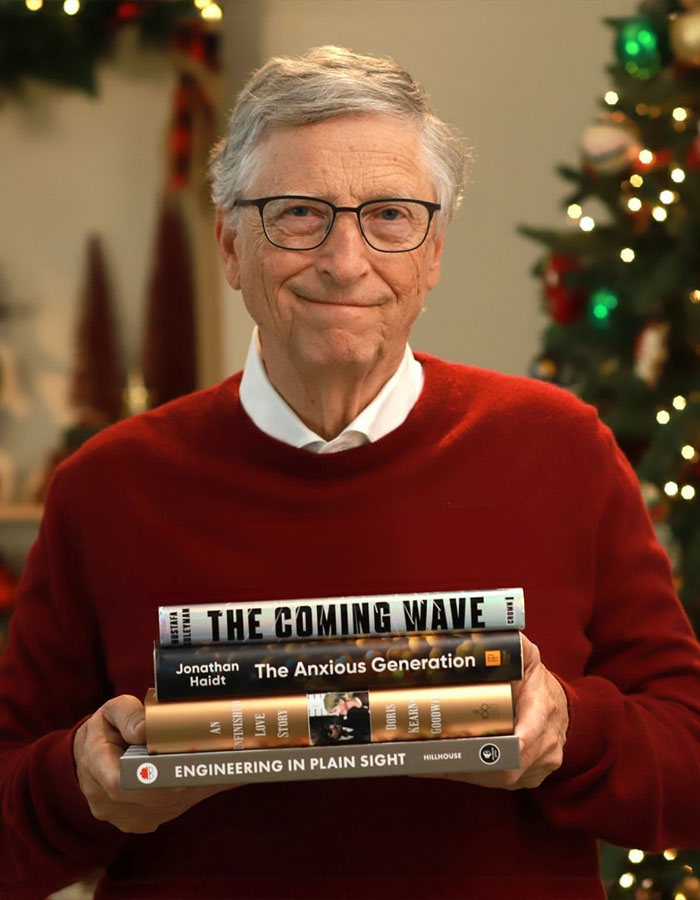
261, 199, 432, 251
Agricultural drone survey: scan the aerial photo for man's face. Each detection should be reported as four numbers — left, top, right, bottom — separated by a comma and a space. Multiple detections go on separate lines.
216, 114, 444, 378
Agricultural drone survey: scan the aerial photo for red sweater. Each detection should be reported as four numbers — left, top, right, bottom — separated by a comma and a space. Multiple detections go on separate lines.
2, 355, 700, 900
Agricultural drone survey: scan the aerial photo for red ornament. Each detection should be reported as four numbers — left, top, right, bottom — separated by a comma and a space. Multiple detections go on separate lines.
543, 253, 586, 324
116, 2, 142, 21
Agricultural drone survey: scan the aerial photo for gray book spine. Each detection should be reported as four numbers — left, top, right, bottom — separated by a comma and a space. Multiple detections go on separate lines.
158, 588, 525, 646
121, 734, 521, 789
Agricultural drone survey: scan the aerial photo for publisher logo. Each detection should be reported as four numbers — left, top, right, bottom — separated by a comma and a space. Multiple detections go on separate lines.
478, 743, 501, 766
137, 763, 159, 785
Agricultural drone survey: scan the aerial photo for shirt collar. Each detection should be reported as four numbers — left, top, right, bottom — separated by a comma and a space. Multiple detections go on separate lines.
239, 328, 423, 453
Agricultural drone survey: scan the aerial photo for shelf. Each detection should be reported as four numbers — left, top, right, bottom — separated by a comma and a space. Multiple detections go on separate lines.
0, 505, 43, 524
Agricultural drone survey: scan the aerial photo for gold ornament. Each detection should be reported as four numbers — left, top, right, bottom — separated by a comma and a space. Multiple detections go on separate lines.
670, 10, 700, 65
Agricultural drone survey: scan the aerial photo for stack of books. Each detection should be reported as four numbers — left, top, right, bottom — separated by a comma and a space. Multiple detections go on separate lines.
120, 588, 525, 789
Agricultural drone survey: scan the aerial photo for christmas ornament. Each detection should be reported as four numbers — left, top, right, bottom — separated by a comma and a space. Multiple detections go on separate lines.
634, 321, 669, 387
543, 253, 586, 324
589, 287, 618, 325
581, 117, 641, 175
615, 17, 664, 79
670, 9, 700, 66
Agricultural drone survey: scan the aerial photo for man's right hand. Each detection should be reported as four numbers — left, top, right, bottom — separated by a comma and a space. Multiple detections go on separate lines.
73, 694, 235, 834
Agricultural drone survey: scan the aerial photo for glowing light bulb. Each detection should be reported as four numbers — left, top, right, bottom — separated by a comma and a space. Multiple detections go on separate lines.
681, 485, 696, 501
691, 290, 700, 304
619, 873, 635, 889
201, 2, 222, 18
673, 395, 687, 410
25, 0, 43, 9
681, 446, 696, 460
630, 174, 644, 187
659, 190, 675, 204
657, 410, 671, 425
671, 168, 686, 183
673, 107, 689, 122
63, 0, 79, 13
639, 149, 654, 165
628, 849, 645, 863
664, 481, 679, 496
620, 248, 635, 262
579, 216, 595, 232
652, 206, 668, 222
636, 103, 649, 116
605, 91, 619, 105
627, 198, 642, 212
674, 893, 687, 900
567, 204, 582, 219
194, 0, 211, 8
665, 849, 679, 861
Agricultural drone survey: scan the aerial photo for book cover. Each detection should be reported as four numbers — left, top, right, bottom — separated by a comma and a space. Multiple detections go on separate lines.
144, 682, 514, 753
154, 630, 523, 701
121, 733, 521, 789
158, 587, 524, 646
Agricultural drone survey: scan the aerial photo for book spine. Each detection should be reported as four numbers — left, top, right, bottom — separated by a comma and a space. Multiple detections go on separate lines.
121, 733, 521, 789
144, 682, 514, 754
154, 630, 523, 701
158, 587, 525, 646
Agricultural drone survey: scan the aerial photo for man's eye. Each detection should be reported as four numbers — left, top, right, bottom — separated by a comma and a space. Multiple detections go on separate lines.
290, 206, 311, 217
379, 207, 403, 221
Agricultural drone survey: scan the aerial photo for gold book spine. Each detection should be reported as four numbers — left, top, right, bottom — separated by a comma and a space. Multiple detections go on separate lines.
145, 683, 514, 754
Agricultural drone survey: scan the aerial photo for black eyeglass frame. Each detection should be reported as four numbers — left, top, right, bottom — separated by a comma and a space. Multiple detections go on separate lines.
233, 195, 442, 253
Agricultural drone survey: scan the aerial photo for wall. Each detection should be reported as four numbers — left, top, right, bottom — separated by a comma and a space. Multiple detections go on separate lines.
219, 0, 639, 377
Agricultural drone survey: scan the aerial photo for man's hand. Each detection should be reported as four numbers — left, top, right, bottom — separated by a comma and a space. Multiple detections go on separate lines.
418, 634, 569, 790
73, 695, 236, 834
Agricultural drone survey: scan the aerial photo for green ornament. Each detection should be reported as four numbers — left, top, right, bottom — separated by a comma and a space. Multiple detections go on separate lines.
589, 288, 618, 325
615, 17, 663, 79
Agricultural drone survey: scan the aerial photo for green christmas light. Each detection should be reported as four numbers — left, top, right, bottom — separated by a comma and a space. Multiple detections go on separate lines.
590, 288, 619, 323
615, 18, 663, 79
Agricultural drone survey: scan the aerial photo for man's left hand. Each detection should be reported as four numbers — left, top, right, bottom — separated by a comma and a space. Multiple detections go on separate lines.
419, 633, 569, 790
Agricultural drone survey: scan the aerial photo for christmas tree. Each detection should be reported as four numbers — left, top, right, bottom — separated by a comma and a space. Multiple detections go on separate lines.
522, 0, 700, 631
522, 1, 699, 895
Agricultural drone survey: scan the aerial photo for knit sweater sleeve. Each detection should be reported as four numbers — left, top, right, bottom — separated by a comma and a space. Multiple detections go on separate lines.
534, 417, 700, 850
0, 467, 127, 898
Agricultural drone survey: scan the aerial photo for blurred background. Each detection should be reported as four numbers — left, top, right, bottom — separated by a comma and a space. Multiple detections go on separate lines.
0, 1, 699, 896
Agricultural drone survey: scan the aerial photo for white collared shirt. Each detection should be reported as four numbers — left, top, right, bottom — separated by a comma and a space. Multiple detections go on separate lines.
239, 328, 424, 453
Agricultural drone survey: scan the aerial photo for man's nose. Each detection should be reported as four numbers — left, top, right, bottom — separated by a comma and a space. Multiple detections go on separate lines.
314, 212, 371, 283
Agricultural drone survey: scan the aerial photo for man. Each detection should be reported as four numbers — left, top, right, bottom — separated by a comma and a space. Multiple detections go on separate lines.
2, 46, 700, 900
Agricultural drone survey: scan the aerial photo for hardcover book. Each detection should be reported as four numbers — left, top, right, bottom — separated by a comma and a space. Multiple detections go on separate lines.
121, 733, 521, 788
154, 630, 523, 701
158, 587, 525, 646
144, 682, 514, 753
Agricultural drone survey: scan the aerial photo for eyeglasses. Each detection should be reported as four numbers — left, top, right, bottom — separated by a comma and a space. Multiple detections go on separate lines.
234, 195, 441, 253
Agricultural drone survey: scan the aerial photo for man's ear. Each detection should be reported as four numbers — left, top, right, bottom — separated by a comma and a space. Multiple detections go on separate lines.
215, 208, 242, 291
426, 231, 444, 292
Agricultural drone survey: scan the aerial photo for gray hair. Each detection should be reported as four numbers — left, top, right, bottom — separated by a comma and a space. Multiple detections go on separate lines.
209, 46, 468, 227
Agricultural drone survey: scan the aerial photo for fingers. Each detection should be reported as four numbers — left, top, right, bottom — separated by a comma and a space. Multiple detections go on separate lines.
101, 695, 146, 746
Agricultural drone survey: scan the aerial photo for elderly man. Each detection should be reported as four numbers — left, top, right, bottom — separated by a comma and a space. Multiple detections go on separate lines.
2, 46, 700, 900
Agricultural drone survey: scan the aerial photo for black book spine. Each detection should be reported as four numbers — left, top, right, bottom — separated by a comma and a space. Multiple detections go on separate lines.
154, 630, 523, 701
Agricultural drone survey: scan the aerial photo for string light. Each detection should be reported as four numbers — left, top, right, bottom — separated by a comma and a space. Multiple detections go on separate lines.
580, 216, 595, 232
657, 410, 671, 424
673, 395, 687, 410
63, 0, 79, 13
567, 204, 582, 219
639, 149, 654, 165
636, 103, 649, 116
201, 2, 222, 18
672, 107, 689, 122
630, 174, 644, 187
619, 873, 635, 889
25, 0, 43, 9
665, 850, 679, 861
665, 481, 679, 496
675, 893, 687, 900
652, 206, 668, 222
628, 849, 645, 863
671, 167, 686, 183
691, 290, 700, 304
681, 485, 696, 501
605, 91, 619, 105
681, 445, 696, 460
194, 0, 211, 7
659, 190, 675, 204
627, 198, 642, 212
620, 248, 635, 262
